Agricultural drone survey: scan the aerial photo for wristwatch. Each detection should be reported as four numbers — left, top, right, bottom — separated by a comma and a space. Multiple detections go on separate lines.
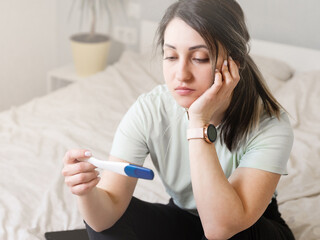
187, 124, 217, 143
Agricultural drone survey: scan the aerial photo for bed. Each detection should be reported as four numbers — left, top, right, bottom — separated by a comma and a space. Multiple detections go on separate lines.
1, 20, 320, 239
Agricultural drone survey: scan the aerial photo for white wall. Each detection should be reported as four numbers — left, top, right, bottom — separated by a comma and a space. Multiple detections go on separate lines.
0, 0, 133, 111
238, 0, 320, 50
0, 1, 58, 111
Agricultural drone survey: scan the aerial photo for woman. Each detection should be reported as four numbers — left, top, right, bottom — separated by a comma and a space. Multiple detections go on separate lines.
62, 0, 295, 239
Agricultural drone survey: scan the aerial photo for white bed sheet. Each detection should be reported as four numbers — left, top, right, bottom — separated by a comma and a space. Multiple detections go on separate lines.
1, 44, 320, 239
275, 70, 320, 240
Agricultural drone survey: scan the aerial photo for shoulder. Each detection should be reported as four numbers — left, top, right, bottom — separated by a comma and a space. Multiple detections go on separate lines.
121, 84, 181, 132
137, 84, 172, 105
254, 111, 293, 140
134, 84, 178, 115
237, 111, 294, 174
244, 110, 294, 156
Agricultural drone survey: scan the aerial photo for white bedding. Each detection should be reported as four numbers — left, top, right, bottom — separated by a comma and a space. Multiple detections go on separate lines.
1, 44, 320, 239
275, 70, 320, 239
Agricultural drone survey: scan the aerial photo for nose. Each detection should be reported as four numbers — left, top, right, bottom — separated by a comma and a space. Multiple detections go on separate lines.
175, 59, 192, 82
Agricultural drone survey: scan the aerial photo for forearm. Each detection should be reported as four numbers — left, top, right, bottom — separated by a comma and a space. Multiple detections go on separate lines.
189, 139, 246, 238
77, 187, 124, 232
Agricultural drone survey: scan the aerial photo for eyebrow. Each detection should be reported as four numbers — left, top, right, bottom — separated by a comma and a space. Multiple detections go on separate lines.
164, 43, 208, 51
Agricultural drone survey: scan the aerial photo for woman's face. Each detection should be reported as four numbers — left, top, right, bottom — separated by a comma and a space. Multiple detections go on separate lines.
163, 18, 214, 108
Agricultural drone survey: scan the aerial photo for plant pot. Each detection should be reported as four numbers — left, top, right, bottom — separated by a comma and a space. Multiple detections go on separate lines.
70, 33, 111, 77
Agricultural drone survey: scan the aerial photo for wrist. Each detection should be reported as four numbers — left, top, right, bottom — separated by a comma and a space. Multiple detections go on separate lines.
188, 120, 207, 128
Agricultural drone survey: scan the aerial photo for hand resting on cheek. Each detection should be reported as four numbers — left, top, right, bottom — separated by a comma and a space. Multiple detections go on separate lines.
188, 56, 240, 127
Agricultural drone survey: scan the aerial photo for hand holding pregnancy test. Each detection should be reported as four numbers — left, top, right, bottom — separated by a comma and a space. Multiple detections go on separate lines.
84, 156, 154, 180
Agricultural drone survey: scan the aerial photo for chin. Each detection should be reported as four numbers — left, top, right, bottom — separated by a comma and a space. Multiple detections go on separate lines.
175, 97, 193, 109
170, 90, 198, 108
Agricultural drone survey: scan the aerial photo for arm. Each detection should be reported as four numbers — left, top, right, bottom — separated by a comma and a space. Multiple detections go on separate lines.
188, 58, 281, 239
62, 150, 137, 232
62, 93, 150, 231
189, 138, 280, 239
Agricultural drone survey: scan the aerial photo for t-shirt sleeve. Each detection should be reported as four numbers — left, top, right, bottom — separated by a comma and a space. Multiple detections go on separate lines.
110, 97, 149, 165
238, 113, 294, 175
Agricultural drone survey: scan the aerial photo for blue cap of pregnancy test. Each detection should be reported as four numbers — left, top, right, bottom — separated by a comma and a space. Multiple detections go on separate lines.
124, 164, 154, 180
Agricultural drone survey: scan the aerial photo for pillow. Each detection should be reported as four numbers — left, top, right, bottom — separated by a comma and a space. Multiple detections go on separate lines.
252, 54, 294, 81
251, 54, 294, 94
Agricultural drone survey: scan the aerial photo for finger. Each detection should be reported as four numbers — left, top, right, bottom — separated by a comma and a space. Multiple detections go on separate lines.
228, 56, 240, 82
70, 177, 101, 196
62, 161, 97, 177
63, 149, 92, 165
66, 170, 99, 187
65, 170, 100, 187
210, 69, 223, 94
221, 59, 232, 83
222, 59, 239, 93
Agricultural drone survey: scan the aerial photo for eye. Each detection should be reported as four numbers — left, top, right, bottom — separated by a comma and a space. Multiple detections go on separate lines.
192, 58, 209, 63
163, 56, 178, 61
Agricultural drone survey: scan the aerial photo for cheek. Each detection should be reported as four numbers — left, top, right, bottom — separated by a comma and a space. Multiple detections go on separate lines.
199, 69, 214, 87
196, 85, 211, 98
163, 64, 172, 84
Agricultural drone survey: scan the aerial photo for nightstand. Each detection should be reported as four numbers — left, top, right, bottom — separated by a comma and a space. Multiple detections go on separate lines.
46, 65, 86, 93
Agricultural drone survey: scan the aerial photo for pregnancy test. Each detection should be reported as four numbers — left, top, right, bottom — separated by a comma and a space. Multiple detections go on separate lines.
86, 157, 154, 180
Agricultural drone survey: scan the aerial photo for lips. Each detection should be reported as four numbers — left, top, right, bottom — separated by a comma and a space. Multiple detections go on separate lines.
175, 86, 195, 96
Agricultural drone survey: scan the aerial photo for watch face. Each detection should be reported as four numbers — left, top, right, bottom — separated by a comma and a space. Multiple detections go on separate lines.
207, 124, 217, 142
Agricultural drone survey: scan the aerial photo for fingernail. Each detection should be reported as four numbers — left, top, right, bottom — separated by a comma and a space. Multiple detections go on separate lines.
215, 68, 219, 72
84, 151, 92, 157
223, 60, 228, 66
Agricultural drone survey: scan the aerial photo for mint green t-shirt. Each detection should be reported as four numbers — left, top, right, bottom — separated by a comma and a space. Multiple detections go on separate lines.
110, 85, 293, 213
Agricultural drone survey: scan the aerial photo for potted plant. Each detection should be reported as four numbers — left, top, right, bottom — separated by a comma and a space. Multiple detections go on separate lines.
70, 0, 112, 77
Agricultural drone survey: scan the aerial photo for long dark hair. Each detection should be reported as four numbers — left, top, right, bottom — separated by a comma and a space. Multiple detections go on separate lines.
156, 0, 282, 151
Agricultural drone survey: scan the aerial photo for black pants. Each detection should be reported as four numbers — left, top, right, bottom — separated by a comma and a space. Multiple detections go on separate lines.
85, 197, 295, 240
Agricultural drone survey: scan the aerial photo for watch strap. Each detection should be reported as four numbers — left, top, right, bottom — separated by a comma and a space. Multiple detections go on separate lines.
187, 128, 204, 140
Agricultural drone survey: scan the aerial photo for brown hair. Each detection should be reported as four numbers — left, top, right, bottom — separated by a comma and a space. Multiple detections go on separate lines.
156, 0, 282, 151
